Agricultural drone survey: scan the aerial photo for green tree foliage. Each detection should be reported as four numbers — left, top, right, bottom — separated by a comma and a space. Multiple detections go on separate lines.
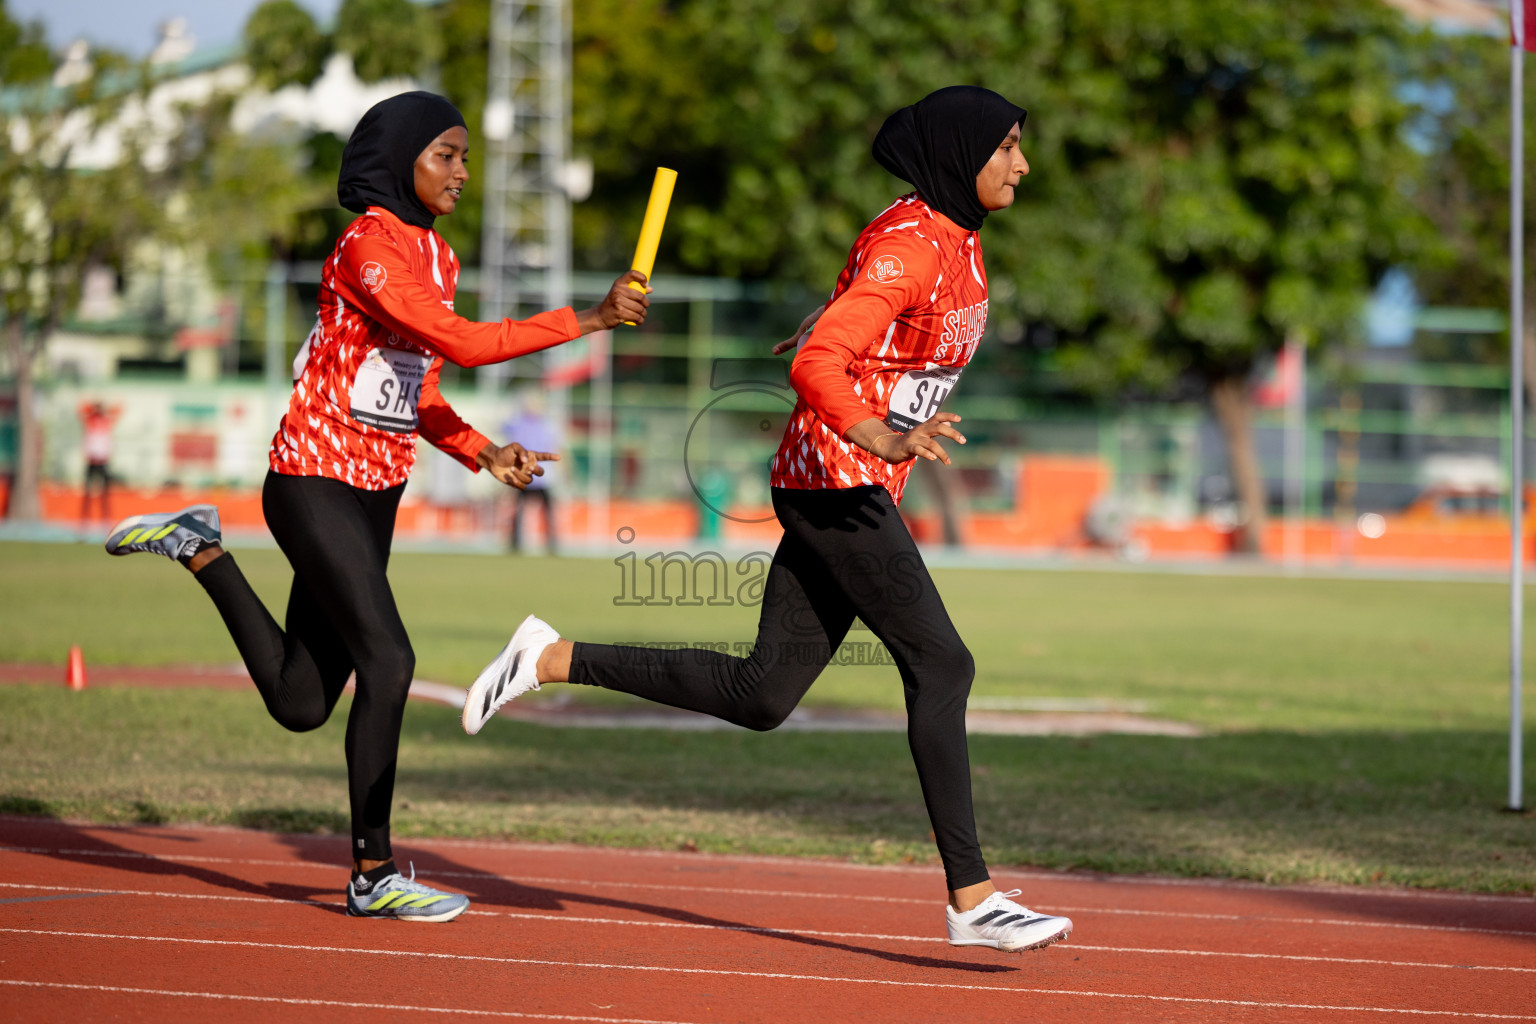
1003, 1, 1444, 549
258, 0, 1451, 552
0, 0, 53, 84
243, 0, 329, 90
335, 0, 442, 85
431, 0, 491, 263
2, 63, 164, 519
1407, 31, 1536, 392
1, 50, 323, 519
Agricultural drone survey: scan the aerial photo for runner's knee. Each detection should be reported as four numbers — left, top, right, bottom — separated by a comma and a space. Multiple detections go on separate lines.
922, 637, 975, 700
731, 690, 801, 732
356, 641, 416, 706
269, 691, 332, 733
724, 643, 822, 731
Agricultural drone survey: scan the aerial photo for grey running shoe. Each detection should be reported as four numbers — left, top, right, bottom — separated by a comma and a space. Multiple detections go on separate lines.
105, 505, 220, 564
346, 863, 469, 923
946, 888, 1072, 952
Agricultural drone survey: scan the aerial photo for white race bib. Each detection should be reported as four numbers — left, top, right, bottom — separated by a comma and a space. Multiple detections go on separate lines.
349, 347, 431, 433
885, 364, 962, 432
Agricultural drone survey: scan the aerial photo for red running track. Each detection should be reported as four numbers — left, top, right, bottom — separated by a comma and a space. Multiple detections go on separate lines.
0, 815, 1532, 1023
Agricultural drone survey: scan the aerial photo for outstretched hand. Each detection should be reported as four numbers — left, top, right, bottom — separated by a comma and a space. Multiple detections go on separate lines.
477, 442, 559, 490
771, 303, 827, 355
576, 270, 651, 333
847, 412, 966, 466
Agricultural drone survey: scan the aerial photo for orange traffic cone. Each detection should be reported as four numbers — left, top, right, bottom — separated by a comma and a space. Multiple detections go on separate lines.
65, 645, 86, 691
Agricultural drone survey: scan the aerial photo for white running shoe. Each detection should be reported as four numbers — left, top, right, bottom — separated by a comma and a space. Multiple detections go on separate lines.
946, 889, 1073, 952
461, 614, 559, 735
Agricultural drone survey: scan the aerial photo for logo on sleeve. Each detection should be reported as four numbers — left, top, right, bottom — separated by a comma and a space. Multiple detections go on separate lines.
867, 255, 904, 284
361, 262, 388, 294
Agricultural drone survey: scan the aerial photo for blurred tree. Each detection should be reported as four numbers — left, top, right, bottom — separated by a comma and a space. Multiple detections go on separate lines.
335, 0, 442, 85
330, 1, 1451, 556
546, 0, 1443, 553
1000, 0, 1443, 552
171, 94, 332, 258
1, 54, 322, 520
432, 0, 490, 264
243, 0, 330, 90
2, 64, 161, 520
1411, 32, 1536, 399
0, 1, 53, 83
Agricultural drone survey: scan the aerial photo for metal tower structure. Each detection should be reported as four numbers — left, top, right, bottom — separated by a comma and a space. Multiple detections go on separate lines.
479, 0, 573, 394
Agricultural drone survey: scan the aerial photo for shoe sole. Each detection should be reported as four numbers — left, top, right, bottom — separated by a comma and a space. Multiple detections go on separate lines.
346, 902, 468, 923
950, 922, 1072, 953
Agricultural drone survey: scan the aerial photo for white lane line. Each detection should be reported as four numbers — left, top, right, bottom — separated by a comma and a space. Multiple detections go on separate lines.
0, 979, 700, 1023
3, 848, 1531, 940
1063, 944, 1536, 974
0, 927, 1529, 1020
2, 883, 1528, 975
5, 829, 1531, 907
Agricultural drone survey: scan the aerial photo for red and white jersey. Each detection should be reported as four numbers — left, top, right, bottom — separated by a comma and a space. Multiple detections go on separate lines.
269, 207, 578, 490
771, 194, 989, 504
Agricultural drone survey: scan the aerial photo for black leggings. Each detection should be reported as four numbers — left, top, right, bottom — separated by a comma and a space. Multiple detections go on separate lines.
194, 471, 413, 861
572, 485, 987, 890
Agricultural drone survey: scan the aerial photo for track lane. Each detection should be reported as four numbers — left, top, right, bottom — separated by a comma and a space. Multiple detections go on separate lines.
2, 818, 1531, 1023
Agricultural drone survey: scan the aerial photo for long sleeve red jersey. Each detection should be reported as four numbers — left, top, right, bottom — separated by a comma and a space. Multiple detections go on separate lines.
770, 194, 990, 504
269, 207, 580, 490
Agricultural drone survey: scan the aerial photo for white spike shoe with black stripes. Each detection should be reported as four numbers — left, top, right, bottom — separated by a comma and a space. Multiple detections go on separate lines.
946, 889, 1072, 952
461, 614, 559, 735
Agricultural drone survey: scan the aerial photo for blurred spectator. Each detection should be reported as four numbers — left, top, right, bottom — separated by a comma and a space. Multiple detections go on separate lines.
503, 391, 559, 554
79, 401, 120, 521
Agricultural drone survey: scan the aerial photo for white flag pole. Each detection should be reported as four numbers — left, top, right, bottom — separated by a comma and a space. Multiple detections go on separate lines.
1510, 7, 1526, 813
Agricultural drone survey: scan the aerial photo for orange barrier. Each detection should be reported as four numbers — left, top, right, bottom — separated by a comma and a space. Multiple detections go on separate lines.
7, 465, 1535, 566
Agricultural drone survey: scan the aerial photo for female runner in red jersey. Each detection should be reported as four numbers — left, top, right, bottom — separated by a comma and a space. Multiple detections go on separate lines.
463, 87, 1071, 952
105, 92, 649, 922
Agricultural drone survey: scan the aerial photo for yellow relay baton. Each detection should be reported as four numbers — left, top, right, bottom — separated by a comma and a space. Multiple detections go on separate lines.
624, 167, 677, 325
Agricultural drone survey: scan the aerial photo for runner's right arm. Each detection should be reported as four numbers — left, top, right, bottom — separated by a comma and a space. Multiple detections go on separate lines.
334, 235, 646, 367
788, 235, 939, 437
789, 238, 964, 464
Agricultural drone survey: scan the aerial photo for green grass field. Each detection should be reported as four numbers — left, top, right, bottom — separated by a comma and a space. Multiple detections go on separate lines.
2, 541, 1532, 892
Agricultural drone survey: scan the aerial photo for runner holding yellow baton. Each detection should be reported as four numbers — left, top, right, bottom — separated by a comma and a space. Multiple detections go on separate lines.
624, 167, 676, 324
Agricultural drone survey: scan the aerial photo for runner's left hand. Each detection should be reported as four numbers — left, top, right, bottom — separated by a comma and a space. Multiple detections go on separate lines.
866, 412, 966, 466
478, 442, 559, 490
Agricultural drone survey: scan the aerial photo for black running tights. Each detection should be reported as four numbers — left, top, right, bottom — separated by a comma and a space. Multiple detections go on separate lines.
571, 485, 987, 890
194, 471, 413, 861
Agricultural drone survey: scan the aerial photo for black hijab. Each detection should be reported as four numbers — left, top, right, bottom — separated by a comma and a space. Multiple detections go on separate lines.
337, 91, 467, 230
872, 86, 1027, 232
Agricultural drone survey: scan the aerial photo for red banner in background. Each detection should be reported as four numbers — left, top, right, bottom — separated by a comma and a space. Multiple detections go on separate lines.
1254, 341, 1302, 408
1514, 0, 1536, 51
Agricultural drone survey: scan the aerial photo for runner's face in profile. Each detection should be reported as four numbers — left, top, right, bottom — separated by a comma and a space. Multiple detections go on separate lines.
414, 126, 470, 217
974, 123, 1028, 212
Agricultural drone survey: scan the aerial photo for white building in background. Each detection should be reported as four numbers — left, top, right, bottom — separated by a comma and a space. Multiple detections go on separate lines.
1379, 0, 1504, 34
10, 17, 421, 383
3, 19, 428, 490
41, 20, 417, 174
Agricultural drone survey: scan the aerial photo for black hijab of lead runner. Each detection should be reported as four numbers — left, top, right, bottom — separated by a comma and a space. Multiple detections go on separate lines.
337, 91, 468, 229
871, 85, 1028, 232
